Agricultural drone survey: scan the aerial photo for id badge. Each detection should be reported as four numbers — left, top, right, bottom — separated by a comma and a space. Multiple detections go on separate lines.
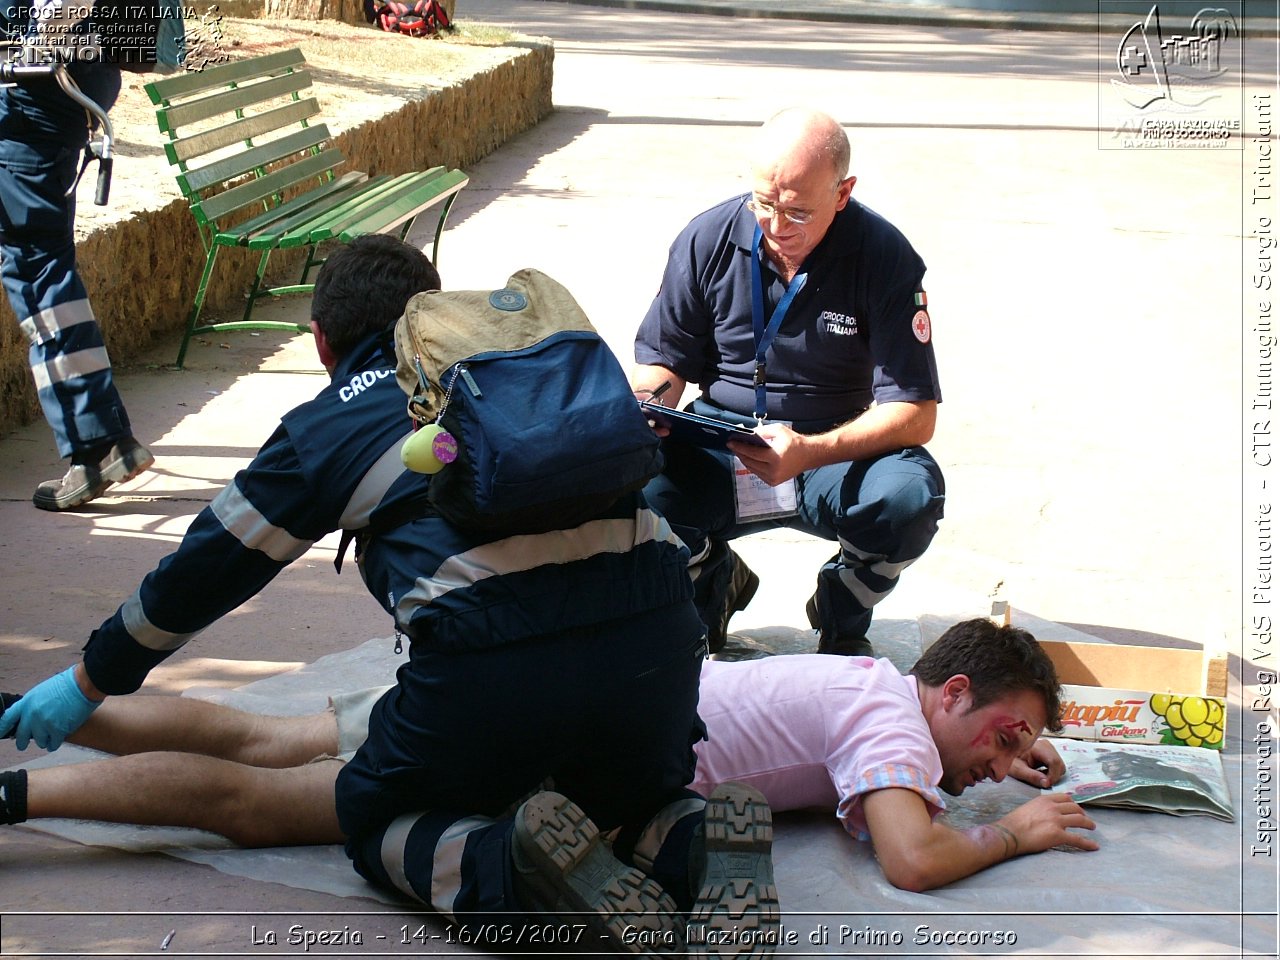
732, 456, 798, 522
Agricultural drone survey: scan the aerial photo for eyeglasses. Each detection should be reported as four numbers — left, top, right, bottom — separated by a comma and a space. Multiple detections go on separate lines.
745, 198, 814, 225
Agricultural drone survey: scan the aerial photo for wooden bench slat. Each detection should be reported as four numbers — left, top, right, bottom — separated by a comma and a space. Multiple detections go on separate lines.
146, 48, 307, 104
195, 146, 345, 223
213, 170, 370, 246
277, 171, 437, 244
330, 169, 469, 242
181, 123, 332, 196
159, 70, 313, 132
245, 174, 395, 249
166, 98, 322, 165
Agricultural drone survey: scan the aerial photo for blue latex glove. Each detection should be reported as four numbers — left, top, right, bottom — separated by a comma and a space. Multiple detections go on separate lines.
0, 665, 100, 751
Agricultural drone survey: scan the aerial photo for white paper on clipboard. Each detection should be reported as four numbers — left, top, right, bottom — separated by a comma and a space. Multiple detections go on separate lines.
733, 457, 798, 521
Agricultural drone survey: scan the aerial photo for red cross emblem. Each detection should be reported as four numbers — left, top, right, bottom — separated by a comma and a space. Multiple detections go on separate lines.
912, 310, 931, 344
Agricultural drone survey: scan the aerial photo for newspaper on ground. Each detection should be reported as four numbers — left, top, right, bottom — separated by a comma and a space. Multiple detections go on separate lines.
1049, 737, 1233, 822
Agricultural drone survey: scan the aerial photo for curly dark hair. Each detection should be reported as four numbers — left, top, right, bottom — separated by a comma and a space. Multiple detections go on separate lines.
909, 619, 1063, 734
311, 235, 440, 359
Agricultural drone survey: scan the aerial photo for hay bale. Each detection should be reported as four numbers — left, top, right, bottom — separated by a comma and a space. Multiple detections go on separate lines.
0, 19, 551, 436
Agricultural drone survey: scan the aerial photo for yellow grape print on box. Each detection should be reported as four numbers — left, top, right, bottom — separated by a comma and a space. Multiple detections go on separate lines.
1149, 694, 1226, 750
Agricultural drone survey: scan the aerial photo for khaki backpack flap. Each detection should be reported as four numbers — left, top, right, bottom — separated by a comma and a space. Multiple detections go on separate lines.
394, 268, 597, 422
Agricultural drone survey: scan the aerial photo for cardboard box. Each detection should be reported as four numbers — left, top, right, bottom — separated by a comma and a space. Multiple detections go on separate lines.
1041, 640, 1228, 751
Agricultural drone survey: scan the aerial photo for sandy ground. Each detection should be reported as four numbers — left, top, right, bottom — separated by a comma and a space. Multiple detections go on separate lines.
75, 15, 525, 237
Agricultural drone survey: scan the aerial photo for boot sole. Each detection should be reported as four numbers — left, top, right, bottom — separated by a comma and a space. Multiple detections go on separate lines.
514, 792, 684, 955
689, 782, 781, 958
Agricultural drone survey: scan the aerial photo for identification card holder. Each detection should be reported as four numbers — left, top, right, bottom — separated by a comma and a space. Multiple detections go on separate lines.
732, 457, 798, 522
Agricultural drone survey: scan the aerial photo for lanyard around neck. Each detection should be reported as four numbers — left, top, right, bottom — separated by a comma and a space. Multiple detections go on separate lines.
749, 224, 807, 422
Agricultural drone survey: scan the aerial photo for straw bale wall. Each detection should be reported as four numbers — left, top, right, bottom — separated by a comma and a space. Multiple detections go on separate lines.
0, 19, 551, 435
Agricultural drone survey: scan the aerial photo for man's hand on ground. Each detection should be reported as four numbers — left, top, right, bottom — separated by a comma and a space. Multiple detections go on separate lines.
1001, 793, 1100, 856
1010, 738, 1066, 788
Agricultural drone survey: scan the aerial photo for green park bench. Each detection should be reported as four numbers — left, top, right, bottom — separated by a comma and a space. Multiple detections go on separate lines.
145, 48, 469, 367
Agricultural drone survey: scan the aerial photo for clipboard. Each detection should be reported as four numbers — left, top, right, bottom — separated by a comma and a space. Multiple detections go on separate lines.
639, 401, 769, 450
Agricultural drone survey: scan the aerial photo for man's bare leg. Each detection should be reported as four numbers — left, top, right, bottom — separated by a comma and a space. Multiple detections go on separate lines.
68, 697, 339, 768
23, 753, 344, 846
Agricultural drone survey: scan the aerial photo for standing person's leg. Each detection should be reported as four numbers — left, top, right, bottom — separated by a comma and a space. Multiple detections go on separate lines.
795, 446, 945, 655
0, 137, 152, 511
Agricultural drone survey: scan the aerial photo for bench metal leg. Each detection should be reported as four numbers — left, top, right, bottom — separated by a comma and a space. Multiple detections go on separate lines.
177, 247, 221, 368
298, 243, 324, 287
241, 249, 275, 324
429, 192, 461, 268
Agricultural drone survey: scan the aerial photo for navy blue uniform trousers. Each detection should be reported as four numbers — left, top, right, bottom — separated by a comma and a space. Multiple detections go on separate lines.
0, 66, 132, 459
645, 399, 945, 646
335, 602, 707, 917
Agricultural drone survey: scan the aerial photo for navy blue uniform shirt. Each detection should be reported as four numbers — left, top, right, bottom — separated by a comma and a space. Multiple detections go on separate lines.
635, 195, 941, 426
82, 331, 694, 694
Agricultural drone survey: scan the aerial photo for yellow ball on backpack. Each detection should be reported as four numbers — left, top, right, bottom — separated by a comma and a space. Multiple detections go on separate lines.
401, 424, 458, 474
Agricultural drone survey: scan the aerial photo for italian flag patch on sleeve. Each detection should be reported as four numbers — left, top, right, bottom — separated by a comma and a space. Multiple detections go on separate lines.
912, 290, 931, 343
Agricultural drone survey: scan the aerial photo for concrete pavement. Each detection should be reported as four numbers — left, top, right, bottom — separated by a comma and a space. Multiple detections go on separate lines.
0, 0, 1269, 953
536, 0, 1278, 34
435, 0, 1264, 650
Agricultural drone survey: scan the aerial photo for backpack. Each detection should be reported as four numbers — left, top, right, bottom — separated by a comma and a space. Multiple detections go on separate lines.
89, 1, 186, 73
364, 0, 452, 37
393, 268, 663, 536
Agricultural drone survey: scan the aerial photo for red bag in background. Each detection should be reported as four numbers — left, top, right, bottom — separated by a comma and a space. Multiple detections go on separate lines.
364, 0, 452, 37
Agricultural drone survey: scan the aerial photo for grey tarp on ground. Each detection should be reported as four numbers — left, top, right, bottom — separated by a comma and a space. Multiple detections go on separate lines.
8, 621, 1267, 957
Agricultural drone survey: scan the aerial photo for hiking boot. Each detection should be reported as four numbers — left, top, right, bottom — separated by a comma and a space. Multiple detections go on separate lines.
512, 790, 684, 955
687, 782, 781, 958
33, 438, 154, 511
701, 542, 760, 655
805, 595, 873, 658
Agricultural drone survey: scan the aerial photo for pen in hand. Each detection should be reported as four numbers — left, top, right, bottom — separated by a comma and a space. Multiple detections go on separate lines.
646, 381, 672, 405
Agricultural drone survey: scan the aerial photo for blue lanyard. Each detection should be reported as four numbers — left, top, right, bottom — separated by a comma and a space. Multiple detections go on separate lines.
749, 224, 807, 422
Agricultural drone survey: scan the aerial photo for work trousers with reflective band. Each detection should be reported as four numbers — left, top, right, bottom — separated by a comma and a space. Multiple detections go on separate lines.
645, 414, 945, 645
346, 795, 710, 919
346, 810, 519, 918
336, 602, 708, 914
0, 138, 130, 458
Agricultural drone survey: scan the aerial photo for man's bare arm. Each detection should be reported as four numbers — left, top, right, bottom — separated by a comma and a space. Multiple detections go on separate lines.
630, 364, 687, 406
731, 399, 936, 487
862, 787, 1099, 892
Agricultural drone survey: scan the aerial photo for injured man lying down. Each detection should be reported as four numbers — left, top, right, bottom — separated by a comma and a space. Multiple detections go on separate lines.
0, 619, 1098, 895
